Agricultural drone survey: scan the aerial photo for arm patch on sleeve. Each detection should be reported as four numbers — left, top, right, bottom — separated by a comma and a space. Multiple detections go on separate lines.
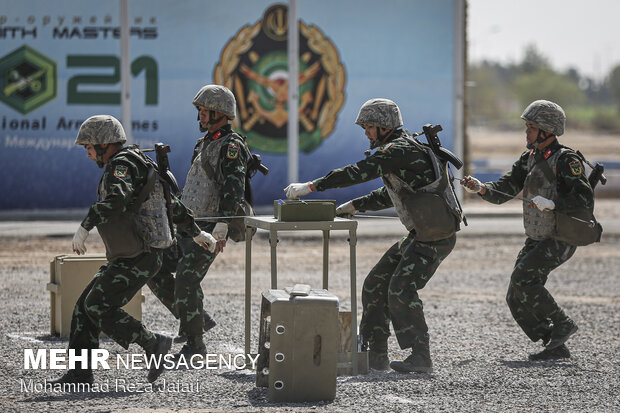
226, 144, 240, 159
113, 165, 128, 178
569, 160, 583, 176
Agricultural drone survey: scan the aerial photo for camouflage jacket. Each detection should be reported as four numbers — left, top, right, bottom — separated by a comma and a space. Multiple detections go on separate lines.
190, 124, 248, 220
312, 129, 436, 211
81, 148, 200, 237
480, 139, 594, 211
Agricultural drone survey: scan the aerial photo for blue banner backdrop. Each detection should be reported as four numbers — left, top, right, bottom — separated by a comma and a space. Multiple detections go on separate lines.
0, 0, 459, 209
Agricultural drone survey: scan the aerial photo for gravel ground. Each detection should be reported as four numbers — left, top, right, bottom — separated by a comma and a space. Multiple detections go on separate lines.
0, 207, 619, 412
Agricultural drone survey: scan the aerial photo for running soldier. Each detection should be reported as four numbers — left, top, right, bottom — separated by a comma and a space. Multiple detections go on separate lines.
461, 100, 598, 360
285, 98, 463, 373
50, 115, 215, 386
153, 85, 251, 357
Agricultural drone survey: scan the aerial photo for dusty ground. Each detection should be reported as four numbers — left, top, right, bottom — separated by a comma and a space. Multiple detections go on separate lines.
0, 208, 619, 412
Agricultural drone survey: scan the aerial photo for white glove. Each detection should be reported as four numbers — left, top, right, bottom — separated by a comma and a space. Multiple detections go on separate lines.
531, 195, 555, 211
284, 182, 314, 199
212, 222, 228, 241
72, 226, 89, 255
336, 201, 356, 218
193, 231, 217, 253
461, 176, 485, 193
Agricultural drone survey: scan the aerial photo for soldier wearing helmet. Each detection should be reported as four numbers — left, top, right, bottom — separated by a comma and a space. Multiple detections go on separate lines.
50, 115, 216, 388
285, 98, 464, 373
193, 84, 237, 131
152, 84, 251, 358
461, 100, 596, 361
521, 99, 566, 148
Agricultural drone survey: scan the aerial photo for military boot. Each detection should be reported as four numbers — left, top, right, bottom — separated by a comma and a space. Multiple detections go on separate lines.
48, 368, 94, 387
173, 312, 217, 343
529, 344, 571, 361
369, 351, 390, 371
390, 340, 433, 373
546, 318, 578, 350
175, 335, 207, 361
144, 333, 173, 383
367, 339, 389, 371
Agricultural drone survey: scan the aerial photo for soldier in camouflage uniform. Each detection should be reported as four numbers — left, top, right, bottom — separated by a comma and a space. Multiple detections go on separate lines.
285, 99, 463, 373
153, 85, 250, 357
462, 100, 594, 360
147, 244, 218, 344
50, 115, 216, 387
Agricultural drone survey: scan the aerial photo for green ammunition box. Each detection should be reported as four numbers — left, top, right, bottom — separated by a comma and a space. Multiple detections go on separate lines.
274, 200, 336, 221
256, 286, 339, 402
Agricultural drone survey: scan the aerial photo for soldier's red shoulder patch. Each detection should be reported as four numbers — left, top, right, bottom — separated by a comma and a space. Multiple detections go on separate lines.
113, 165, 128, 178
226, 144, 239, 159
568, 160, 583, 176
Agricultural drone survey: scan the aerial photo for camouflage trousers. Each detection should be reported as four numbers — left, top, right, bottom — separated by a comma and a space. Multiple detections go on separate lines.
147, 244, 180, 319
149, 229, 217, 338
68, 250, 163, 353
360, 232, 456, 350
506, 237, 576, 343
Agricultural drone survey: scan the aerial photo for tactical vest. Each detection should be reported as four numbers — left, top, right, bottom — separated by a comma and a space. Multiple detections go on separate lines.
522, 148, 568, 240
96, 148, 173, 260
182, 135, 233, 217
382, 141, 462, 242
181, 132, 254, 242
523, 147, 602, 245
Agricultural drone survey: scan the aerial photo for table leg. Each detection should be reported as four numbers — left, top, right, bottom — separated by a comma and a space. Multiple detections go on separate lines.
269, 229, 278, 289
245, 226, 253, 360
349, 228, 358, 375
322, 230, 329, 289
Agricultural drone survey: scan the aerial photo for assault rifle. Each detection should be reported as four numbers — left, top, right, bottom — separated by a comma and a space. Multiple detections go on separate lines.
244, 153, 269, 206
154, 143, 179, 238
154, 143, 181, 196
247, 153, 269, 177
411, 123, 467, 225
414, 124, 463, 170
576, 150, 607, 190
142, 143, 180, 238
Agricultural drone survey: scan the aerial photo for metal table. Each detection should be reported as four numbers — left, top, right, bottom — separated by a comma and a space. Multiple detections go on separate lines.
244, 216, 359, 375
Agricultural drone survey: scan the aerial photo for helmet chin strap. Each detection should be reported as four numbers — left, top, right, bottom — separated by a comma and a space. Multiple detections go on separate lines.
197, 110, 207, 132
370, 128, 395, 149
94, 144, 107, 168
198, 110, 226, 133
526, 129, 553, 150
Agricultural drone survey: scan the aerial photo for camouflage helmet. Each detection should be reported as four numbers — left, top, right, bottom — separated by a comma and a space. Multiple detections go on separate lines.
192, 84, 236, 120
355, 98, 403, 129
75, 115, 127, 146
520, 100, 566, 136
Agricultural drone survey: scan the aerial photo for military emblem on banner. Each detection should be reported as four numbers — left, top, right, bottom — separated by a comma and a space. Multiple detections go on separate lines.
214, 3, 346, 154
0, 45, 57, 114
